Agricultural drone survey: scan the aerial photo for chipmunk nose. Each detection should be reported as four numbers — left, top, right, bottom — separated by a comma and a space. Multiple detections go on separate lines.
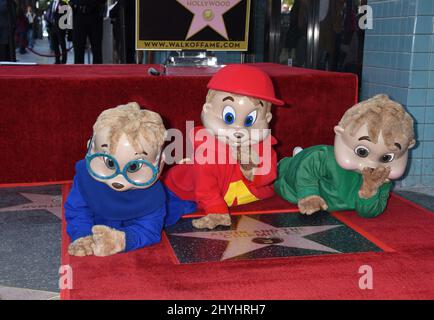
233, 132, 245, 139
112, 182, 125, 190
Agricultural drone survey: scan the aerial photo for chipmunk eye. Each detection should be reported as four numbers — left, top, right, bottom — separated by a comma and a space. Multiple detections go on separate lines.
222, 106, 236, 125
244, 110, 258, 127
380, 153, 395, 163
354, 146, 369, 158
104, 157, 116, 170
126, 161, 143, 173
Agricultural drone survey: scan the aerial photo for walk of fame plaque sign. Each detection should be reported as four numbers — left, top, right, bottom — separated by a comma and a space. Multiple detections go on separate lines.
136, 0, 250, 51
164, 212, 385, 264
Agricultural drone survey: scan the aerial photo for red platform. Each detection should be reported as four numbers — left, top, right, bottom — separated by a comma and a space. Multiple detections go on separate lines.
0, 63, 357, 184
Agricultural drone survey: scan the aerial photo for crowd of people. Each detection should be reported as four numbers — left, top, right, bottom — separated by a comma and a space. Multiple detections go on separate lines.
0, 0, 107, 64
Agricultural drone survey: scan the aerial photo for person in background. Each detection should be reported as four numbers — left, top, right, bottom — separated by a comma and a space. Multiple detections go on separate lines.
15, 7, 28, 55
279, 3, 291, 64
318, 0, 345, 70
291, 0, 309, 67
46, 0, 68, 64
25, 5, 36, 49
70, 0, 106, 64
35, 13, 43, 39
110, 0, 135, 64
0, 0, 16, 61
44, 8, 54, 51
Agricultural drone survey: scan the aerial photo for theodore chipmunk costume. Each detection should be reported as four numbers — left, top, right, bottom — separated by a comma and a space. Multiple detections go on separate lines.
164, 64, 284, 230
65, 102, 178, 257
275, 94, 415, 218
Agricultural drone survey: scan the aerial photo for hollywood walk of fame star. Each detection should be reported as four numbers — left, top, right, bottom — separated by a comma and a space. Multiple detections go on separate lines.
171, 215, 343, 260
177, 0, 242, 40
0, 192, 62, 219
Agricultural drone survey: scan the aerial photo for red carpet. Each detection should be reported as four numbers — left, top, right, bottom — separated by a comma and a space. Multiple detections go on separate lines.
5, 63, 432, 299
0, 63, 357, 183
61, 187, 434, 300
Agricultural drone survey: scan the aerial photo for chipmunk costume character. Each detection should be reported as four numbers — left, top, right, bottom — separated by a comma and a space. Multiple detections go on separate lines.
275, 95, 416, 218
65, 102, 173, 257
164, 65, 284, 229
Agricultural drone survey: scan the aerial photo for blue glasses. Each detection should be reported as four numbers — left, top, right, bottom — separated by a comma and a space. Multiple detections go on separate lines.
85, 140, 160, 187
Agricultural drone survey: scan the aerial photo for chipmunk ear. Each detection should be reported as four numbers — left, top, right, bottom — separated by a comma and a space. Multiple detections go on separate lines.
266, 112, 273, 123
158, 152, 166, 172
408, 139, 416, 149
334, 126, 345, 136
202, 103, 212, 114
87, 138, 95, 151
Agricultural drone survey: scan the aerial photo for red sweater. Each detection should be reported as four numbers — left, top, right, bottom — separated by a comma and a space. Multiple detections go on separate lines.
163, 127, 277, 214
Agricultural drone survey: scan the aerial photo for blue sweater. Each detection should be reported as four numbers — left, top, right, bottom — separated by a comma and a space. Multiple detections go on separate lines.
65, 160, 168, 252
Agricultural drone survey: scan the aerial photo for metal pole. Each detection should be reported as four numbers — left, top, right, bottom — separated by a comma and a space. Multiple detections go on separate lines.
306, 0, 320, 69
264, 0, 281, 63
7, 0, 16, 61
145, 51, 155, 64
312, 0, 320, 69
119, 0, 127, 63
243, 0, 255, 63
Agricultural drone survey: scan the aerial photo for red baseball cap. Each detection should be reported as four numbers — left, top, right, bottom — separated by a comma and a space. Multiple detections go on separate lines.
207, 64, 284, 106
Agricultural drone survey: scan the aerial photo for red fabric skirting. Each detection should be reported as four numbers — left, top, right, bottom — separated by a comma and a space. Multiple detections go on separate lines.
0, 63, 357, 183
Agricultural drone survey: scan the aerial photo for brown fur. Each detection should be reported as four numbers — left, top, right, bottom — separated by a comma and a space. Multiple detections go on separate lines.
68, 236, 94, 257
192, 213, 232, 229
236, 145, 260, 181
359, 166, 391, 199
298, 195, 328, 215
339, 94, 415, 151
91, 225, 126, 257
93, 102, 166, 155
68, 227, 126, 257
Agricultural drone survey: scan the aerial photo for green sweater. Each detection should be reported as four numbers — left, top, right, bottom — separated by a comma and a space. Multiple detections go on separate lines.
274, 145, 391, 218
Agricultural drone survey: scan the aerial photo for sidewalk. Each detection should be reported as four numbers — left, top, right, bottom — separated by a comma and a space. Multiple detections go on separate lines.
15, 36, 92, 65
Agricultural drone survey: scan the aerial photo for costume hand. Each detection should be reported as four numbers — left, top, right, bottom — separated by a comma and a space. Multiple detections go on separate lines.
298, 195, 328, 215
192, 213, 232, 229
240, 166, 254, 181
359, 166, 391, 199
237, 146, 260, 181
68, 236, 94, 257
91, 225, 126, 257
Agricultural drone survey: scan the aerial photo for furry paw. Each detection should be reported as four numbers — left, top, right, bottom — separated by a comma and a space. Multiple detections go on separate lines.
239, 165, 255, 181
68, 236, 94, 257
192, 213, 232, 229
359, 166, 391, 199
236, 146, 260, 181
298, 195, 328, 215
91, 225, 126, 257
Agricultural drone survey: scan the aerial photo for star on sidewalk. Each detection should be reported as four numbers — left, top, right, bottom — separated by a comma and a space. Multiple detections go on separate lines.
172, 215, 343, 260
0, 193, 62, 219
177, 0, 242, 40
